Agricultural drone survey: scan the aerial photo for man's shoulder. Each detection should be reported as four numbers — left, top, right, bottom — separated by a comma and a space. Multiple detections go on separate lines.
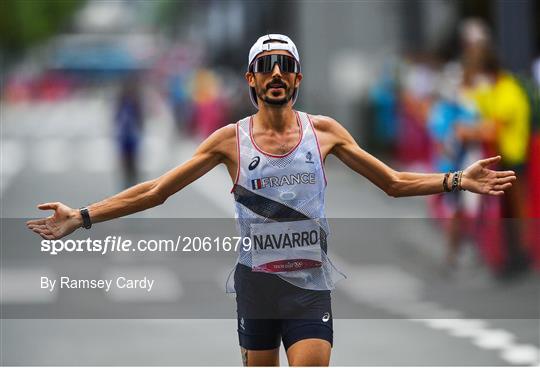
303, 113, 341, 133
202, 123, 237, 153
212, 123, 237, 139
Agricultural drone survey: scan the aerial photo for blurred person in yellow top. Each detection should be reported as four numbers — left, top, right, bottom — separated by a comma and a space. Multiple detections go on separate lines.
462, 72, 530, 169
456, 19, 531, 278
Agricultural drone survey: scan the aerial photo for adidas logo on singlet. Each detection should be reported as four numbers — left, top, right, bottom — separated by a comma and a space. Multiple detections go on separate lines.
251, 172, 316, 190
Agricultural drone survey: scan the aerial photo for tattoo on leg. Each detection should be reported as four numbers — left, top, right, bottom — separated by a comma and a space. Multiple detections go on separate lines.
241, 347, 248, 366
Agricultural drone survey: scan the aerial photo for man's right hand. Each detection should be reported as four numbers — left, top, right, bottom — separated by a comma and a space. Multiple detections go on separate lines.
26, 202, 83, 240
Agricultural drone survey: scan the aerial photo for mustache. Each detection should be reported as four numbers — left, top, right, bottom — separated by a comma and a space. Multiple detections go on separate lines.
266, 79, 287, 89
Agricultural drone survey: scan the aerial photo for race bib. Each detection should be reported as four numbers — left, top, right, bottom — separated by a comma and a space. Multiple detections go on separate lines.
250, 219, 322, 273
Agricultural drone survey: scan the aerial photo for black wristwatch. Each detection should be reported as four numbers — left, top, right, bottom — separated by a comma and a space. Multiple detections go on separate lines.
79, 207, 92, 229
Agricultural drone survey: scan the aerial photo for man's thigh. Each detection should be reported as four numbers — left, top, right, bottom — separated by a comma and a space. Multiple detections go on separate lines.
238, 318, 334, 365
238, 318, 281, 366
286, 338, 332, 366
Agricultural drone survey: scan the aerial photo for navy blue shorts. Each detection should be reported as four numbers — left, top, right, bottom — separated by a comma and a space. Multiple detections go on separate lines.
234, 263, 333, 351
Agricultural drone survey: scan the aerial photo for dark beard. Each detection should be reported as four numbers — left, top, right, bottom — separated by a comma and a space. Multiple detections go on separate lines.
255, 77, 296, 107
263, 94, 290, 105
256, 87, 292, 106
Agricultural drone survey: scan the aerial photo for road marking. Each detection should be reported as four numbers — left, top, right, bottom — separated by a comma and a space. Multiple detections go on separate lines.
501, 345, 540, 365
81, 137, 116, 172
33, 138, 71, 173
446, 319, 489, 337
472, 329, 516, 350
0, 139, 25, 195
333, 255, 539, 366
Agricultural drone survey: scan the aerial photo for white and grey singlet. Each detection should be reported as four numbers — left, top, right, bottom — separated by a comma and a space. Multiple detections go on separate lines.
225, 110, 345, 293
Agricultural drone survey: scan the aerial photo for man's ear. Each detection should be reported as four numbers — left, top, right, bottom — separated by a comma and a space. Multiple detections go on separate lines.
294, 72, 303, 88
245, 72, 256, 88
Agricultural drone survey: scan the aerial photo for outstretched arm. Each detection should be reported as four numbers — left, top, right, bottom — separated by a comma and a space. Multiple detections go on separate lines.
312, 115, 516, 197
27, 124, 237, 239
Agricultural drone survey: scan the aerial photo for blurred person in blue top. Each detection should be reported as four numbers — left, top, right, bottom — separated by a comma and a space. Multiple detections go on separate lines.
369, 59, 399, 152
115, 74, 144, 188
168, 72, 191, 135
427, 62, 482, 270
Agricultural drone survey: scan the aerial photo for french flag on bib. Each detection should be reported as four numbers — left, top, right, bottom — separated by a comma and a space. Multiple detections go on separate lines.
251, 179, 262, 190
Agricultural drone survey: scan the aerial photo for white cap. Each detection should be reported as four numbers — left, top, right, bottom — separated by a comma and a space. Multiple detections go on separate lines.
248, 34, 300, 67
247, 34, 301, 109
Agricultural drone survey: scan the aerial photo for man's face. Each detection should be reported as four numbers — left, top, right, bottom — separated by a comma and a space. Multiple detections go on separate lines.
245, 50, 302, 107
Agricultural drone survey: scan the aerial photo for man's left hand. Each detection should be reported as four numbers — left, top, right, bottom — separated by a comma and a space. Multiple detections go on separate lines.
462, 156, 516, 195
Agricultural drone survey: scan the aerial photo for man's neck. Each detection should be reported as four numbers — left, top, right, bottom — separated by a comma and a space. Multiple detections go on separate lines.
254, 104, 296, 133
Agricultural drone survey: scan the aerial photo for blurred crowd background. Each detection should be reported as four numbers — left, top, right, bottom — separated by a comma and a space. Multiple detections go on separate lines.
1, 0, 539, 280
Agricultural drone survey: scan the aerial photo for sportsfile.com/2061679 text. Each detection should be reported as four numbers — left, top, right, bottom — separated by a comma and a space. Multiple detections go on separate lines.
40, 235, 253, 255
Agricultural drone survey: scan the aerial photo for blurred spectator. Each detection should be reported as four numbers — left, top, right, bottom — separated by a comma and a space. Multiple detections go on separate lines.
34, 71, 75, 101
427, 61, 482, 271
168, 72, 192, 134
161, 45, 195, 135
523, 56, 540, 269
115, 74, 144, 189
396, 52, 436, 170
533, 57, 540, 87
455, 19, 531, 278
366, 17, 539, 276
189, 68, 230, 138
4, 68, 75, 103
369, 60, 399, 153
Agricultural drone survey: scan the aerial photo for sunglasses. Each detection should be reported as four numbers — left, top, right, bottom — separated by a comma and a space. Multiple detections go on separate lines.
250, 54, 300, 73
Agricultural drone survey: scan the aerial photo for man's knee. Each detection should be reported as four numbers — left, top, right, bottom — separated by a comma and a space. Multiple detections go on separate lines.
240, 347, 280, 366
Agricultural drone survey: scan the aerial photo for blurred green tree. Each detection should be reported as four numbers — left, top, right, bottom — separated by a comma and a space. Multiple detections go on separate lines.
0, 0, 84, 53
150, 0, 192, 37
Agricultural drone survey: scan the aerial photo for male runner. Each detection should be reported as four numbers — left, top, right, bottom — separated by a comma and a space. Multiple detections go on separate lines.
27, 34, 516, 366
